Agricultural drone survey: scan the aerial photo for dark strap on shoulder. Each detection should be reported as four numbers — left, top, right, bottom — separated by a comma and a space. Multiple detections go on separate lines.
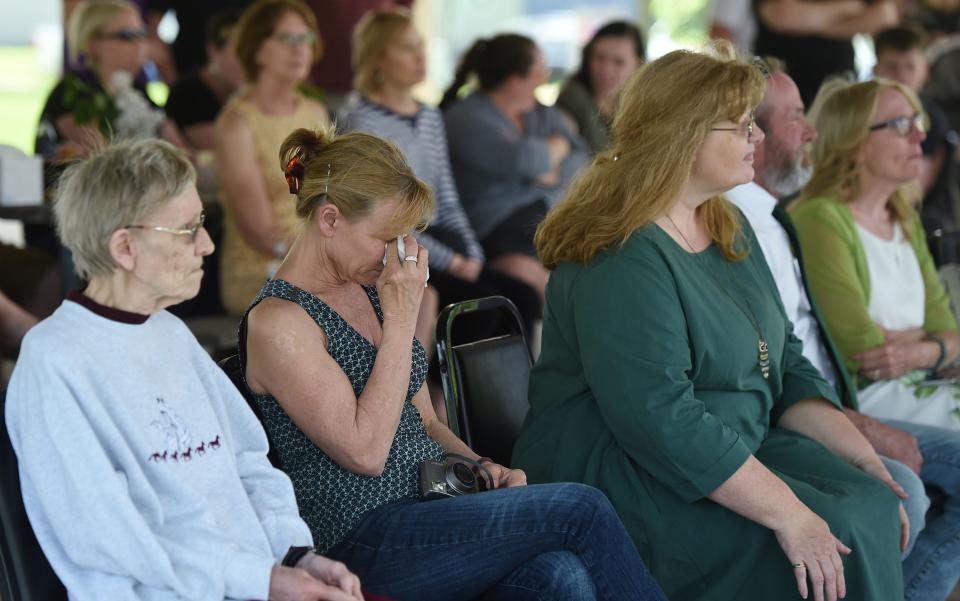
772, 204, 859, 409
237, 279, 324, 377
237, 279, 382, 375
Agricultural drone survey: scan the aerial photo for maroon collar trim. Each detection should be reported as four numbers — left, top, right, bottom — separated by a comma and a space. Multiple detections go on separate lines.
66, 289, 150, 324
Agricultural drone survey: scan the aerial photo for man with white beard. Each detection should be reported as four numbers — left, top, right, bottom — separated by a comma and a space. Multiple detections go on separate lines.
726, 58, 960, 601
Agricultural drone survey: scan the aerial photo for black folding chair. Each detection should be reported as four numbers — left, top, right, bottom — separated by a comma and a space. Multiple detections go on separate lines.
0, 389, 67, 601
435, 296, 533, 466
218, 355, 283, 468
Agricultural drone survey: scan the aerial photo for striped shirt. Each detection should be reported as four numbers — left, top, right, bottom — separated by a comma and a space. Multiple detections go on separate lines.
337, 96, 484, 269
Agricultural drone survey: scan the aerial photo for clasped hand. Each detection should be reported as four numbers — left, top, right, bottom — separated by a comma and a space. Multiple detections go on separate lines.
478, 462, 527, 489
854, 327, 936, 381
269, 553, 362, 601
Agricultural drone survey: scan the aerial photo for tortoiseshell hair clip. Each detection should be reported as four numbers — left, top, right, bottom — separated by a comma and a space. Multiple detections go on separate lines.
285, 153, 305, 195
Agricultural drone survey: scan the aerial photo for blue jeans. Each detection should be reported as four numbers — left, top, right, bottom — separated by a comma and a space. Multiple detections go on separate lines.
880, 456, 929, 557
884, 419, 960, 601
325, 482, 667, 601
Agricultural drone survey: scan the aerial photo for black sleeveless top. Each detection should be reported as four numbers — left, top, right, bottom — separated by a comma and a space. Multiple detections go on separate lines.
753, 0, 856, 107
240, 278, 444, 552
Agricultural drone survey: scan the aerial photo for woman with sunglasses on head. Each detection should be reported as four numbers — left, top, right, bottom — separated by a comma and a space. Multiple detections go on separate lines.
792, 78, 960, 433
36, 0, 188, 159
215, 0, 330, 316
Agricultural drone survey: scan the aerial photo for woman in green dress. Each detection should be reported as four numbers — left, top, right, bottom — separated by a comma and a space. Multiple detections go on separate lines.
512, 46, 908, 601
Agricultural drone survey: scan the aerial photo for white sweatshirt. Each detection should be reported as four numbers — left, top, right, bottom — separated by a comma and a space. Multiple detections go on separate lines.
5, 298, 313, 601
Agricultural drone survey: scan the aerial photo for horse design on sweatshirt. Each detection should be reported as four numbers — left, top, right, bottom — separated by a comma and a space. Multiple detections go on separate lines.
151, 397, 192, 454
147, 397, 223, 464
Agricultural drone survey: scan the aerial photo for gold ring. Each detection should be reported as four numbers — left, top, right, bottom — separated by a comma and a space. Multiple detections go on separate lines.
873, 369, 881, 379
792, 562, 806, 570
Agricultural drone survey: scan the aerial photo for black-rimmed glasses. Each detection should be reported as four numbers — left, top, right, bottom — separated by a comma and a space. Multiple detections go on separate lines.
869, 113, 925, 137
125, 213, 206, 243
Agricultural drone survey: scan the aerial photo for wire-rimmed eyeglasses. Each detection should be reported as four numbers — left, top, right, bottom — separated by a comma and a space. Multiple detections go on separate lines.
125, 212, 206, 243
711, 114, 757, 141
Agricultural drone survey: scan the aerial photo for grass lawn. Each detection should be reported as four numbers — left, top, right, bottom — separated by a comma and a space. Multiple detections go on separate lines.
0, 46, 57, 154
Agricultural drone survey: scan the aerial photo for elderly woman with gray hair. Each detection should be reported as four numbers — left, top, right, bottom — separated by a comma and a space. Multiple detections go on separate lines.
3, 138, 366, 601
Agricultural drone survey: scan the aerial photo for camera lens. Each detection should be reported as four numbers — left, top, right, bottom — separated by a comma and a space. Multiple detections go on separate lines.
453, 463, 475, 485
446, 462, 477, 494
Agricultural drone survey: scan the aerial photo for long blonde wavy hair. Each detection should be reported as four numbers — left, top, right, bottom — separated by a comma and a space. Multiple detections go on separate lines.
536, 44, 766, 269
796, 78, 923, 233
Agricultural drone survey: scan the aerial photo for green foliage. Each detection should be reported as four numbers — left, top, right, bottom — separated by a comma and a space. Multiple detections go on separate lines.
61, 74, 119, 137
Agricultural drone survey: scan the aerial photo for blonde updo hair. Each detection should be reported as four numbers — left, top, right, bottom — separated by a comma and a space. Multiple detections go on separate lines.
278, 127, 433, 236
352, 8, 415, 96
796, 77, 923, 231
67, 0, 138, 68
54, 138, 196, 280
536, 42, 766, 268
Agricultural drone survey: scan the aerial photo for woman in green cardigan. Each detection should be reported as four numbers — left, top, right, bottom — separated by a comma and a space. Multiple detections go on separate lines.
512, 46, 907, 601
792, 78, 960, 431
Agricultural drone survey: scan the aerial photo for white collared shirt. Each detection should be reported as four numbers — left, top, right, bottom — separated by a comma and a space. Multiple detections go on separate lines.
726, 182, 836, 387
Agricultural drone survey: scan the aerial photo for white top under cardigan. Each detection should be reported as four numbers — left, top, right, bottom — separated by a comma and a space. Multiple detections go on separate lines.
854, 222, 944, 423
856, 222, 926, 330
5, 298, 312, 601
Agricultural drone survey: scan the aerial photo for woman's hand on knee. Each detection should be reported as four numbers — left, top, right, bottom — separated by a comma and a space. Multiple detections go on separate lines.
774, 509, 851, 601
482, 463, 527, 488
849, 457, 910, 551
896, 503, 910, 553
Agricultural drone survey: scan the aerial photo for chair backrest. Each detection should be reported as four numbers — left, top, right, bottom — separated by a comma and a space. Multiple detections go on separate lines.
0, 389, 68, 601
435, 297, 533, 465
217, 355, 283, 468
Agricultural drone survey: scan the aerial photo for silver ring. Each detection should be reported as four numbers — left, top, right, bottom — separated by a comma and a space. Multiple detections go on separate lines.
872, 369, 881, 379
403, 256, 418, 263
792, 562, 806, 570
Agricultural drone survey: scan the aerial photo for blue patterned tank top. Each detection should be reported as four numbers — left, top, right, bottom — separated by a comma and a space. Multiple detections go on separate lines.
240, 278, 444, 552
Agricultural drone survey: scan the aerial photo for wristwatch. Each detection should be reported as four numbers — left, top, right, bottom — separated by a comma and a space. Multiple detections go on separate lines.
925, 334, 947, 372
281, 545, 314, 567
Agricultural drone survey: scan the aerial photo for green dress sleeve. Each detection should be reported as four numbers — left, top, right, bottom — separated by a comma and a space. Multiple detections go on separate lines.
571, 240, 752, 503
791, 200, 885, 374
909, 214, 957, 333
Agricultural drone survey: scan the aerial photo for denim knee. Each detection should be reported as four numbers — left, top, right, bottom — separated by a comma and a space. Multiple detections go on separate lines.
541, 482, 613, 513
509, 551, 597, 601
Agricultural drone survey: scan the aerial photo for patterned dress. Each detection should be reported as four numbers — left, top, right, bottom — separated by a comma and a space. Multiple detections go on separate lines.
240, 279, 444, 552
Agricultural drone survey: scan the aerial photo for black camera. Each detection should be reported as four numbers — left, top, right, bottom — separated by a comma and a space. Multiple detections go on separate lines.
418, 457, 481, 500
